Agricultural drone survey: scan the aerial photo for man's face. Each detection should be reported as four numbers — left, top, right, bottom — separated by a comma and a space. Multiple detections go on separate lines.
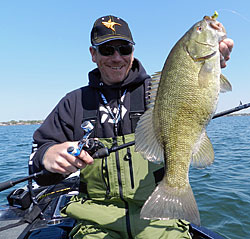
90, 40, 134, 85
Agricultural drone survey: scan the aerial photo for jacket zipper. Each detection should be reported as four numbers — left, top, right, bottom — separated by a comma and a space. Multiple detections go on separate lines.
102, 157, 111, 199
113, 138, 133, 239
124, 147, 134, 189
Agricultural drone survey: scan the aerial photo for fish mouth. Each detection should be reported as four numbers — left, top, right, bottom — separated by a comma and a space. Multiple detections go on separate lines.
209, 21, 227, 41
208, 20, 226, 34
204, 16, 227, 41
204, 15, 226, 31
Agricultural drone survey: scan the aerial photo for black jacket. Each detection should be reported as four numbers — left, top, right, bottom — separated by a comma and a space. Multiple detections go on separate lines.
29, 58, 151, 185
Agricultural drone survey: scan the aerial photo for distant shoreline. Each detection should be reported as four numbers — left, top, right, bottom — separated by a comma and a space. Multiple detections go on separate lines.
0, 120, 44, 126
227, 113, 250, 117
1, 113, 250, 126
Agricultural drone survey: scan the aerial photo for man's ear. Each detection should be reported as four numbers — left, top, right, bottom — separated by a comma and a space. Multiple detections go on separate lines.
89, 46, 97, 63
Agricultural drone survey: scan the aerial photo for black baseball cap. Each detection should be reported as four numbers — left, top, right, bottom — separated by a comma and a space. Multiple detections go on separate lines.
91, 15, 135, 46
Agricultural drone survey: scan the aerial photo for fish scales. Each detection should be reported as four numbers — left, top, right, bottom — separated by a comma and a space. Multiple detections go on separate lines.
135, 13, 232, 226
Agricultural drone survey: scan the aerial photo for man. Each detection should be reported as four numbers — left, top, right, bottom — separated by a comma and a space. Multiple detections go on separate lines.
29, 15, 233, 238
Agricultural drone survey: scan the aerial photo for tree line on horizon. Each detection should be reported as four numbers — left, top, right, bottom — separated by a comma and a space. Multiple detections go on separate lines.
0, 120, 44, 125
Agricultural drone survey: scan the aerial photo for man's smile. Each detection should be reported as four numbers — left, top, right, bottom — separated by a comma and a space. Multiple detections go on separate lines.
109, 65, 124, 70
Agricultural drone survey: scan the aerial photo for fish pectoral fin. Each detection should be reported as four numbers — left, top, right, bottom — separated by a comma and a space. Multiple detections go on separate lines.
191, 131, 214, 169
140, 181, 201, 226
135, 108, 164, 163
198, 62, 214, 88
220, 74, 232, 93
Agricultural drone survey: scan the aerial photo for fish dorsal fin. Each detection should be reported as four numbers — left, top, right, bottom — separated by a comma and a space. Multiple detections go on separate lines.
191, 130, 214, 169
135, 106, 164, 164
220, 74, 232, 93
135, 71, 164, 163
146, 71, 161, 109
151, 71, 161, 80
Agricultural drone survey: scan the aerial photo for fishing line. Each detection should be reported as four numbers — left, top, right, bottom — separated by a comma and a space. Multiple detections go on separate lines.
217, 9, 250, 24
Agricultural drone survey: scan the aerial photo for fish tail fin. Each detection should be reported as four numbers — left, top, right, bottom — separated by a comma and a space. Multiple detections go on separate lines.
140, 181, 201, 226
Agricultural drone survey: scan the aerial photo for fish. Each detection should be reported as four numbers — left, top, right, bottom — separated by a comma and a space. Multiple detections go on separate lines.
135, 12, 232, 226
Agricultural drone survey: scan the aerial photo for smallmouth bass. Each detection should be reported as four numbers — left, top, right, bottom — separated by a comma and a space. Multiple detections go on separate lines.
135, 12, 232, 226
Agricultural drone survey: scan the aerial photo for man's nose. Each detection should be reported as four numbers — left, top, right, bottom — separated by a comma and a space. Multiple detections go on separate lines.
111, 49, 123, 59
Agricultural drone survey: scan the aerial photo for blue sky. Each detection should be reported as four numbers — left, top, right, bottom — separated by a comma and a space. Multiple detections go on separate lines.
1, 1, 250, 122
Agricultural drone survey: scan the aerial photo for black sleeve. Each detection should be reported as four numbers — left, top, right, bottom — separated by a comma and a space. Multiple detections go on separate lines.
29, 92, 77, 186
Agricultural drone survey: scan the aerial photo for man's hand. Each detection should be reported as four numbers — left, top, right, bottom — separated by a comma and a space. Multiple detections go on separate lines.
43, 142, 94, 175
219, 38, 234, 68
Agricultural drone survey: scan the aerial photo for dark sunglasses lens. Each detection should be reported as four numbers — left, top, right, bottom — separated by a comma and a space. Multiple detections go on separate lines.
119, 45, 133, 55
97, 45, 133, 56
98, 46, 115, 56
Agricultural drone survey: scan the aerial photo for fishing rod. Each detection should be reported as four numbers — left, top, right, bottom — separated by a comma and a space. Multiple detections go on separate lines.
0, 171, 44, 192
212, 102, 250, 119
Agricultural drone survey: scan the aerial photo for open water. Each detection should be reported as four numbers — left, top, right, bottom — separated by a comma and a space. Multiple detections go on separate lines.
0, 117, 250, 239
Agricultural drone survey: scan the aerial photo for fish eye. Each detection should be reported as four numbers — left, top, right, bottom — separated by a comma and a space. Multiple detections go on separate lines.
196, 26, 202, 33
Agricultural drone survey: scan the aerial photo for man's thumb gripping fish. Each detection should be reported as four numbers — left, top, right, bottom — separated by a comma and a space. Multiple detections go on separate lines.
135, 12, 232, 226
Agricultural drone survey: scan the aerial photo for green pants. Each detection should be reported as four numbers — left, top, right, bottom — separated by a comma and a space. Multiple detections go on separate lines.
70, 220, 191, 239
71, 221, 192, 239
63, 199, 192, 239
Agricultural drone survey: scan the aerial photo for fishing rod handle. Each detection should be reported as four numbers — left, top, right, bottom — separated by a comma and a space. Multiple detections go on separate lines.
0, 171, 44, 192
0, 181, 14, 192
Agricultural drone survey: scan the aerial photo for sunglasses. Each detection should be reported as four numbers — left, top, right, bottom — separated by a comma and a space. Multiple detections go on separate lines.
93, 44, 133, 56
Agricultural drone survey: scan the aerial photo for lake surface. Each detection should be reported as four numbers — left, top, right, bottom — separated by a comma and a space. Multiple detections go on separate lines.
0, 117, 250, 239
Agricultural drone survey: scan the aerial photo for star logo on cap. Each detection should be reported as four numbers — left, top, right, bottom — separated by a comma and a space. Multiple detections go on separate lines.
102, 18, 121, 32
